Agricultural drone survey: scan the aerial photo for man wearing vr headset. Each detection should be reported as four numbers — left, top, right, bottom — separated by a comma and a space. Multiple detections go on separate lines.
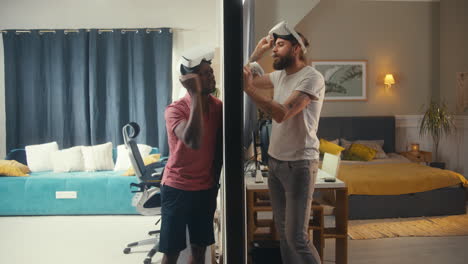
244, 21, 325, 264
160, 46, 222, 264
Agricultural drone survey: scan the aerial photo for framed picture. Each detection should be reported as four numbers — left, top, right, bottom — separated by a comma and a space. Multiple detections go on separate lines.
311, 60, 367, 101
456, 72, 468, 113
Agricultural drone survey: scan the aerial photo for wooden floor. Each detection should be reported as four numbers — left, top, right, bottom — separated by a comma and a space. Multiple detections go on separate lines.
325, 206, 468, 264
328, 236, 468, 264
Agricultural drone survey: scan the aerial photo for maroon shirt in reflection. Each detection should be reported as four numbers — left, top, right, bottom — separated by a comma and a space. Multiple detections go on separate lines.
162, 93, 222, 191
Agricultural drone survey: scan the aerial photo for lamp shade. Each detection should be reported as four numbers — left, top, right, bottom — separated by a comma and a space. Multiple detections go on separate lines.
384, 74, 395, 85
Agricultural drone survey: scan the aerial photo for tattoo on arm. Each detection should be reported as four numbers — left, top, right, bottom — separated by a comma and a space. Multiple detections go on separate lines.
257, 98, 274, 117
277, 91, 313, 122
287, 92, 311, 110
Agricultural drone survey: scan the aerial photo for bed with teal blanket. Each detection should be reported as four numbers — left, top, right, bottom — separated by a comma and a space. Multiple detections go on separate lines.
0, 148, 160, 216
0, 171, 139, 215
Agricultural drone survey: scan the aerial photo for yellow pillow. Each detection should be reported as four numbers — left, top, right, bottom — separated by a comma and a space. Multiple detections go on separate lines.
0, 160, 31, 177
319, 139, 345, 155
123, 154, 161, 176
344, 143, 376, 161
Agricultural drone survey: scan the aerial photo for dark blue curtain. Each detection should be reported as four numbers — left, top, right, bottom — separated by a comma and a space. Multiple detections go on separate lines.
3, 28, 172, 156
3, 30, 90, 150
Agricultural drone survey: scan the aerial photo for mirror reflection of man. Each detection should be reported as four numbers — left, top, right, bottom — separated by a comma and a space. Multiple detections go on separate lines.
244, 21, 325, 264
160, 47, 223, 264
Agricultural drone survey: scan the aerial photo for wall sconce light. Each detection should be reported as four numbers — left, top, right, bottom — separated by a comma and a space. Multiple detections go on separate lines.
410, 143, 420, 152
384, 74, 395, 89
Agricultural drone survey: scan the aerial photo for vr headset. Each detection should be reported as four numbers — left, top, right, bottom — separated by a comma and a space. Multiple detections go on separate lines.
268, 21, 307, 54
180, 46, 215, 75
248, 62, 265, 76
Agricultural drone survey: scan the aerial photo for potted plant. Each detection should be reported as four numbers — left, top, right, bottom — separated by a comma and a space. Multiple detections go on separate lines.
419, 101, 456, 169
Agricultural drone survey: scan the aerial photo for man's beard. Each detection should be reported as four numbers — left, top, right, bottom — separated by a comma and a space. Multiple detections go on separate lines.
273, 51, 294, 70
202, 87, 216, 95
201, 81, 216, 95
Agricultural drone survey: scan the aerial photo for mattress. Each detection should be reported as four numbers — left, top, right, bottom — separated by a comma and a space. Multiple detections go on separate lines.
348, 186, 466, 219
337, 154, 467, 219
337, 161, 467, 195
0, 171, 139, 215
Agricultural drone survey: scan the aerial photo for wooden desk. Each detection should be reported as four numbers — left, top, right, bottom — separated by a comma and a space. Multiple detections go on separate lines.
245, 173, 348, 264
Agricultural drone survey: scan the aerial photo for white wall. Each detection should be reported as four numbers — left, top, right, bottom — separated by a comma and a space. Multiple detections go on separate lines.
255, 0, 440, 117
440, 0, 468, 114
255, 0, 320, 41
0, 0, 221, 157
396, 115, 468, 176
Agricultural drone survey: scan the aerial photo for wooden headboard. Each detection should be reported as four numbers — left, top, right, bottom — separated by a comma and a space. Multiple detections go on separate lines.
317, 116, 396, 153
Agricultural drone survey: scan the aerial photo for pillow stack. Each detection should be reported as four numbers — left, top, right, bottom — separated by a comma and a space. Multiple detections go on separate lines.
19, 141, 153, 173
24, 142, 115, 173
20, 142, 159, 173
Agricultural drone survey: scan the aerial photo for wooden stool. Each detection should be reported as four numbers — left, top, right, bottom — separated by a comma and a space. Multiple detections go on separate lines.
252, 192, 275, 241
250, 192, 325, 262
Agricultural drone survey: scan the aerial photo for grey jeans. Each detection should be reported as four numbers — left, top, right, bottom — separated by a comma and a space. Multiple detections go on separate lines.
268, 157, 321, 264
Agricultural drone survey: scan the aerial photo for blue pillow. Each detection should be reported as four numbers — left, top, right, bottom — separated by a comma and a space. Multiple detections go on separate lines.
6, 149, 27, 165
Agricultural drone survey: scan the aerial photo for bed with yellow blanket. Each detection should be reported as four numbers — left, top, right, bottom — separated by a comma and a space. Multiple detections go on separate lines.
335, 162, 467, 219
316, 116, 467, 219
339, 163, 468, 196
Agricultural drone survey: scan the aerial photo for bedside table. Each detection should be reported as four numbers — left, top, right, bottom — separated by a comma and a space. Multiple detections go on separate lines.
399, 151, 432, 164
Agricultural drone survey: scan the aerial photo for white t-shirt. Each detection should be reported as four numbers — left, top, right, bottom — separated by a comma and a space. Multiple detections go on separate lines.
267, 66, 325, 161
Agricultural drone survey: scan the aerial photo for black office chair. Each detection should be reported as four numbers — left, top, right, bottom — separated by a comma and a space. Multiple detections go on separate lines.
259, 119, 272, 165
122, 122, 167, 264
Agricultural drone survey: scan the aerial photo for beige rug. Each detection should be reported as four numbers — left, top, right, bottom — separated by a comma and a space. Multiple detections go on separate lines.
348, 213, 468, 240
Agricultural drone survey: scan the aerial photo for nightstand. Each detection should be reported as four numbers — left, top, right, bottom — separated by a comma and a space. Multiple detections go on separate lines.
399, 151, 432, 164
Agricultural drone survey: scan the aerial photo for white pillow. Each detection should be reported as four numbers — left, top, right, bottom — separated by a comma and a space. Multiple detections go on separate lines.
25, 141, 59, 172
81, 142, 114, 171
114, 144, 152, 171
341, 139, 388, 159
51, 146, 85, 173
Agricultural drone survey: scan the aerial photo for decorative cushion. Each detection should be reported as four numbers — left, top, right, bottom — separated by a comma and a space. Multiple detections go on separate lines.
81, 142, 114, 171
50, 146, 85, 173
114, 144, 152, 171
6, 149, 27, 165
319, 138, 345, 155
343, 143, 377, 161
341, 139, 387, 159
123, 154, 161, 176
0, 160, 30, 177
25, 142, 59, 172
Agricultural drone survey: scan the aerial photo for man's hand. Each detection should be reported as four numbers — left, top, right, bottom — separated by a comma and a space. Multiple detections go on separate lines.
249, 36, 273, 62
243, 66, 255, 95
256, 36, 273, 53
179, 74, 202, 95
